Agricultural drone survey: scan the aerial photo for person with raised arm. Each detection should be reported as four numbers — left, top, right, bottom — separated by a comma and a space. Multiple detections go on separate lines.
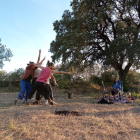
30, 61, 72, 106
28, 60, 61, 104
14, 50, 45, 105
33, 61, 61, 105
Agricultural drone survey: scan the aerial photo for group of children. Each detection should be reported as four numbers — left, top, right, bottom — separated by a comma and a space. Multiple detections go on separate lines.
14, 49, 72, 106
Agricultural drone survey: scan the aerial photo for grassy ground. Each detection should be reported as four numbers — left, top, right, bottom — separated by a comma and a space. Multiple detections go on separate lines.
0, 89, 140, 140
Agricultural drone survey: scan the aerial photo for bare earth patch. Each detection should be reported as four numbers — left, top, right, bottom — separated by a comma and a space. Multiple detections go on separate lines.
0, 90, 140, 140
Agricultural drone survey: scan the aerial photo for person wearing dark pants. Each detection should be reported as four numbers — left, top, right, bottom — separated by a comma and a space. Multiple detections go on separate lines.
34, 81, 57, 105
28, 61, 60, 103
49, 84, 54, 101
31, 81, 50, 102
30, 61, 72, 106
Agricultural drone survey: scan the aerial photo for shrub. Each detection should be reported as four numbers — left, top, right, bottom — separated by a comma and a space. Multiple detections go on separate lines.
130, 92, 138, 98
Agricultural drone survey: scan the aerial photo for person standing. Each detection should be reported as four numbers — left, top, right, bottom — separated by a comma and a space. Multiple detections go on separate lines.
29, 61, 72, 106
14, 50, 45, 105
28, 60, 61, 102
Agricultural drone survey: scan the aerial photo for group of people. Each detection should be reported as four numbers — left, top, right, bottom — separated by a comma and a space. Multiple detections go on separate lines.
111, 78, 134, 102
14, 49, 132, 105
14, 50, 72, 106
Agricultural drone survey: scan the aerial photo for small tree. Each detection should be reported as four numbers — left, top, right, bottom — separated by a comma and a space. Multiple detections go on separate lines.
0, 39, 13, 68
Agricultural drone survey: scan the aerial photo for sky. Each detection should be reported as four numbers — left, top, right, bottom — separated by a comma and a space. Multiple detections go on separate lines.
0, 0, 72, 73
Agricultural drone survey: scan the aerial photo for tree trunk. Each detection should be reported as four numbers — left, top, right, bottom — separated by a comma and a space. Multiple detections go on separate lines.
118, 63, 132, 82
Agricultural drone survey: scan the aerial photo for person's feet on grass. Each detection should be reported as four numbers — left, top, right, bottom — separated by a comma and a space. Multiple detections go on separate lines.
47, 99, 53, 105
23, 101, 31, 105
32, 100, 38, 105
48, 99, 58, 105
45, 101, 49, 106
51, 100, 58, 105
14, 99, 18, 105
38, 100, 43, 105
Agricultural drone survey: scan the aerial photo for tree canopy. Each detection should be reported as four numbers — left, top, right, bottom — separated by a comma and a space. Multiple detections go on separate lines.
50, 0, 140, 81
0, 39, 13, 68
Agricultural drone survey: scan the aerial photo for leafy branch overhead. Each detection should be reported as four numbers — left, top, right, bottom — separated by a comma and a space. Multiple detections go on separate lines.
50, 0, 140, 81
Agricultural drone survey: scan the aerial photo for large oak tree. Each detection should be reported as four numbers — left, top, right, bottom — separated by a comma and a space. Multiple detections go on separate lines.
50, 0, 140, 81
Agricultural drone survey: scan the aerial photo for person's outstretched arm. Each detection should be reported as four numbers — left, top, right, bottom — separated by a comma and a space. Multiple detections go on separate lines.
53, 64, 61, 70
51, 70, 72, 75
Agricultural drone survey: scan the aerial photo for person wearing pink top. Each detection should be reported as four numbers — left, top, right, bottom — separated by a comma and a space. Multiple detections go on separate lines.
28, 61, 61, 105
29, 61, 72, 106
28, 61, 61, 103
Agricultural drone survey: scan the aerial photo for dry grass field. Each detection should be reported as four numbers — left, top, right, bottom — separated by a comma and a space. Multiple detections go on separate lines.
0, 90, 140, 140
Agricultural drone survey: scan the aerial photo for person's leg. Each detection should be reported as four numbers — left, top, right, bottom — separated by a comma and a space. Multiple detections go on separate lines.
28, 81, 38, 99
32, 82, 44, 105
14, 80, 26, 105
111, 91, 115, 100
32, 89, 43, 105
31, 77, 37, 88
119, 90, 123, 100
42, 84, 51, 105
108, 92, 110, 99
32, 83, 50, 105
24, 82, 32, 102
49, 84, 54, 101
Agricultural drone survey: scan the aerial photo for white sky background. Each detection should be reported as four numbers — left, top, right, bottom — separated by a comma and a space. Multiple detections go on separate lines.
0, 0, 72, 72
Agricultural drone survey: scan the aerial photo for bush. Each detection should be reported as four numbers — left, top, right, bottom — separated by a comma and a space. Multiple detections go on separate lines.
101, 70, 117, 87
130, 92, 138, 98
89, 75, 102, 85
52, 74, 71, 89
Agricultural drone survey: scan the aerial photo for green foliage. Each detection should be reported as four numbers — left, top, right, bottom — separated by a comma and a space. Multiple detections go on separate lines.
50, 0, 140, 81
0, 68, 24, 92
0, 39, 13, 68
53, 74, 71, 89
53, 65, 140, 94
0, 85, 20, 93
101, 70, 117, 86
71, 76, 90, 89
125, 70, 140, 84
123, 70, 140, 93
89, 75, 102, 85
130, 92, 138, 98
7, 68, 24, 81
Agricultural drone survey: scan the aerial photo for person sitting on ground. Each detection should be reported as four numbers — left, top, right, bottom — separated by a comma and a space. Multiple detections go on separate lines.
111, 78, 123, 100
126, 92, 133, 103
29, 61, 72, 106
126, 92, 131, 101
